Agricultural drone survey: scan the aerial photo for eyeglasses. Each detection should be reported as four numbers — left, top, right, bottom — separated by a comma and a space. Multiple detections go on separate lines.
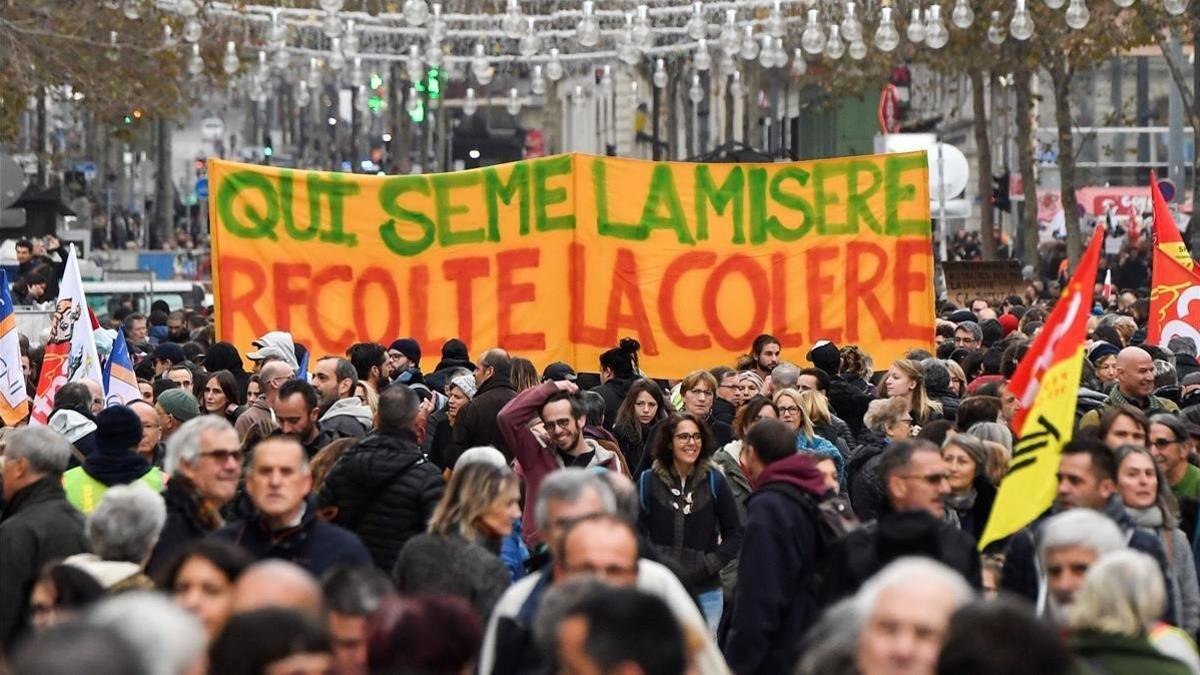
899, 472, 949, 485
199, 449, 245, 464
687, 389, 713, 398
544, 418, 574, 430
674, 432, 703, 444
777, 405, 800, 415
1150, 438, 1180, 449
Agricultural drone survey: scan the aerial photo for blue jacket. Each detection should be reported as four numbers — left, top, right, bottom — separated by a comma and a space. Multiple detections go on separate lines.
211, 498, 371, 577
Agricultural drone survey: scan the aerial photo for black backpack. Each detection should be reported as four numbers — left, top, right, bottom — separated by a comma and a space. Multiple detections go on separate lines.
755, 482, 861, 554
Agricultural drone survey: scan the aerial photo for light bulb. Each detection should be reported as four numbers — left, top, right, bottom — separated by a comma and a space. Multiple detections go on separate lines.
653, 59, 668, 88
307, 59, 322, 88
952, 0, 975, 28
107, 31, 120, 62
428, 5, 445, 43
694, 39, 712, 71
719, 52, 736, 74
925, 6, 949, 48
502, 0, 525, 39
407, 45, 423, 82
791, 48, 807, 76
403, 0, 429, 26
329, 44, 346, 72
1113, 0, 1134, 7
577, 1, 600, 47
183, 18, 202, 43
519, 19, 541, 57
686, 2, 707, 40
1064, 0, 1090, 28
767, 1, 786, 38
730, 71, 745, 98
987, 11, 1006, 44
506, 88, 521, 116
222, 41, 239, 74
463, 88, 478, 116
772, 38, 787, 68
618, 21, 641, 67
187, 44, 204, 76
759, 34, 776, 67
472, 44, 494, 85
1010, 0, 1034, 40
424, 41, 442, 68
343, 23, 360, 55
273, 49, 290, 72
802, 9, 826, 54
176, 0, 198, 17
849, 39, 868, 60
826, 24, 845, 59
573, 85, 587, 109
719, 10, 740, 56
740, 26, 759, 61
319, 0, 343, 11
688, 74, 704, 104
632, 5, 653, 49
874, 7, 900, 52
545, 48, 564, 81
162, 25, 177, 47
841, 3, 863, 42
323, 12, 343, 38
122, 0, 140, 20
1044, 0, 1066, 8
531, 65, 546, 95
296, 80, 311, 107
268, 10, 287, 45
1163, 0, 1187, 13
907, 8, 926, 43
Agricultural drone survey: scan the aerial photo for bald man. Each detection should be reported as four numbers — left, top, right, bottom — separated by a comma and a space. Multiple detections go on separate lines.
235, 360, 294, 441
231, 560, 324, 620
1080, 346, 1179, 429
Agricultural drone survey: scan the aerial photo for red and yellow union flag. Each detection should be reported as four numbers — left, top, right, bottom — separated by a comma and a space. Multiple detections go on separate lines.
1147, 171, 1200, 347
979, 225, 1104, 550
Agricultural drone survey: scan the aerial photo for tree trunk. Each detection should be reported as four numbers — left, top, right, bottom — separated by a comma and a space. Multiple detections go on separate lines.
35, 87, 46, 189
1015, 66, 1040, 269
153, 117, 173, 247
1049, 57, 1083, 268
971, 68, 996, 260
1158, 26, 1200, 255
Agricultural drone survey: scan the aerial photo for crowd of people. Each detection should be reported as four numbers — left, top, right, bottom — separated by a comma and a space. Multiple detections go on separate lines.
4, 274, 1200, 675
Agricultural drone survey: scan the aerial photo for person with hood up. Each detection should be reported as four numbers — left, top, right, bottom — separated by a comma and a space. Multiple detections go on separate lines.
62, 405, 164, 514
64, 483, 164, 593
590, 338, 640, 432
47, 382, 99, 466
245, 331, 299, 373
723, 419, 833, 675
424, 338, 473, 395
311, 357, 373, 441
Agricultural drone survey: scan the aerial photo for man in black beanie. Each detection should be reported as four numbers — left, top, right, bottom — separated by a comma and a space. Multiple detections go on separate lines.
425, 338, 473, 394
61, 405, 164, 514
807, 340, 873, 437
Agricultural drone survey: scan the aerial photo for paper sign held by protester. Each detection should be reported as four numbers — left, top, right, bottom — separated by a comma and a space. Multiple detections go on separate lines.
208, 152, 936, 378
941, 260, 1025, 308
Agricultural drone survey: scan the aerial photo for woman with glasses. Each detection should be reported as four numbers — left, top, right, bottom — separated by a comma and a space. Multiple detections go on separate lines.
941, 433, 997, 541
772, 389, 841, 455
846, 396, 917, 521
881, 359, 944, 425
677, 370, 734, 446
613, 378, 669, 472
638, 412, 744, 635
1114, 444, 1200, 633
1148, 414, 1200, 504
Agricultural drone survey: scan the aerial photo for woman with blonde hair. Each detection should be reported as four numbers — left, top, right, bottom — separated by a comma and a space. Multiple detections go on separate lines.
798, 389, 851, 457
881, 358, 943, 424
772, 389, 841, 478
392, 462, 519, 619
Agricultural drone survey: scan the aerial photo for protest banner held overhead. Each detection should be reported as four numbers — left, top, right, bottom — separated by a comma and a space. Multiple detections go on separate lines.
209, 152, 936, 377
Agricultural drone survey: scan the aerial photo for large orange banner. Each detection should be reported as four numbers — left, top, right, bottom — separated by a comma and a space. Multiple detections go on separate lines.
209, 152, 935, 378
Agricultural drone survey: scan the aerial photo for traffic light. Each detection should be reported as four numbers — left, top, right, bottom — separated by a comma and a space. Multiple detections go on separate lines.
992, 171, 1012, 213
262, 132, 274, 159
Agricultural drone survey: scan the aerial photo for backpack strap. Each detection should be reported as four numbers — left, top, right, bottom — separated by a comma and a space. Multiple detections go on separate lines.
638, 471, 652, 513
709, 468, 719, 500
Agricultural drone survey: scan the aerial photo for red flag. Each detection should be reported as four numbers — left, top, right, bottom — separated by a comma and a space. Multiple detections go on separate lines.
1007, 225, 1104, 435
1147, 171, 1200, 347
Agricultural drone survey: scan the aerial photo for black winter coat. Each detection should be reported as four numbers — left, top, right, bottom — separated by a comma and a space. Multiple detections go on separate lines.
846, 431, 889, 521
424, 358, 474, 396
212, 498, 371, 577
0, 478, 88, 647
949, 476, 998, 544
447, 374, 517, 465
820, 510, 983, 605
146, 475, 222, 579
590, 378, 632, 431
827, 376, 873, 437
317, 429, 445, 571
928, 386, 961, 424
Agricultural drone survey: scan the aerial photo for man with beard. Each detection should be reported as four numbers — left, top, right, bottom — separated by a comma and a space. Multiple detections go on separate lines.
749, 334, 781, 381
497, 380, 629, 550
1035, 509, 1125, 625
311, 357, 372, 440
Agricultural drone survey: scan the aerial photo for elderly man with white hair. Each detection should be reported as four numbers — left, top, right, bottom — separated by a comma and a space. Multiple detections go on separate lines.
1035, 508, 1126, 624
1068, 550, 1193, 675
65, 483, 167, 592
146, 415, 243, 578
88, 591, 209, 675
0, 426, 88, 646
853, 557, 974, 675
